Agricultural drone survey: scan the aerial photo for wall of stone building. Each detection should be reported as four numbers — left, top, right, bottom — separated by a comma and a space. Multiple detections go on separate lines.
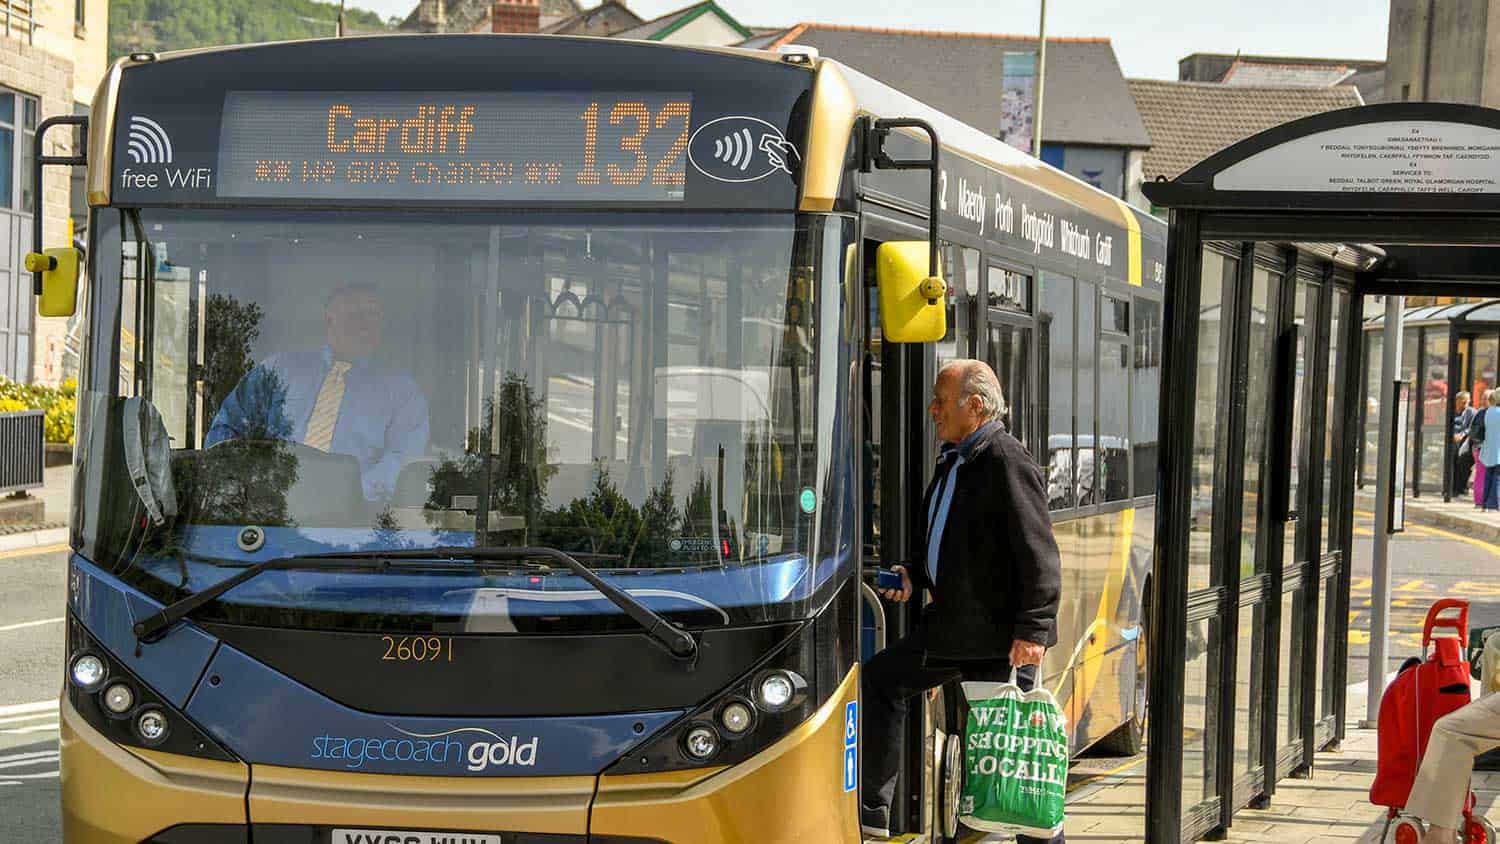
1384, 0, 1430, 102
1385, 0, 1498, 106
0, 36, 75, 385
1425, 0, 1488, 104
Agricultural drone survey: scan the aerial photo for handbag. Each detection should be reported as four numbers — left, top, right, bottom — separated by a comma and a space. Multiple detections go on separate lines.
958, 670, 1068, 838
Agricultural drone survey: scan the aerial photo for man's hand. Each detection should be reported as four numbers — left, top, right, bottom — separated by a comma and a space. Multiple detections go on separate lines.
1010, 638, 1045, 667
880, 565, 913, 602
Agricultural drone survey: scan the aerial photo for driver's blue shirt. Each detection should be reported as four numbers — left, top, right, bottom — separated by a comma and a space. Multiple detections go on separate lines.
204, 347, 429, 500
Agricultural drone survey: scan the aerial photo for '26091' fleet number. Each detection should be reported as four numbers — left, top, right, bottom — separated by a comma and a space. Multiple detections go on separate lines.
381, 636, 454, 663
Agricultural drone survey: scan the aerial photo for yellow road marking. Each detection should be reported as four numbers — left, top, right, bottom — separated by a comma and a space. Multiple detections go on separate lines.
1396, 579, 1428, 592
1066, 753, 1148, 794
1353, 577, 1372, 591
0, 543, 68, 561
1354, 509, 1500, 558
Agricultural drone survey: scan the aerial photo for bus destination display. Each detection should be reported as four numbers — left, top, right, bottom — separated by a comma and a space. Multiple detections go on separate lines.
217, 91, 693, 201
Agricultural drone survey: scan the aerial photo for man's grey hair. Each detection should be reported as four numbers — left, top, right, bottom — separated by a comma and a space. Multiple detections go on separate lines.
1489, 388, 1500, 406
939, 359, 1008, 420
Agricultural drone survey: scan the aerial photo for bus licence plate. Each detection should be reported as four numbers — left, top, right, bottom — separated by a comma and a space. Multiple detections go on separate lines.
331, 829, 505, 844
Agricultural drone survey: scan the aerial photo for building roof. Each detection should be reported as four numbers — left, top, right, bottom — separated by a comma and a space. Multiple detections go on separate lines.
1220, 61, 1357, 87
402, 0, 582, 31
539, 0, 642, 35
754, 23, 1151, 148
1179, 51, 1386, 79
1126, 78, 1365, 181
610, 1, 751, 42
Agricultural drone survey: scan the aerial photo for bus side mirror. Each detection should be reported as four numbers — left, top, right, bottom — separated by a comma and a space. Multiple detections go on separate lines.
875, 241, 946, 343
27, 248, 79, 317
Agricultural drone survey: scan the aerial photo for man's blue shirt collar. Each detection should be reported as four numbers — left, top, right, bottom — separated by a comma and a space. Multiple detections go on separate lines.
940, 418, 1001, 464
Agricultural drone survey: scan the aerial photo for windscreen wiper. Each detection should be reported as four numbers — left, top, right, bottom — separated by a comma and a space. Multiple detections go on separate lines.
372, 546, 698, 660
132, 550, 423, 643
132, 546, 698, 660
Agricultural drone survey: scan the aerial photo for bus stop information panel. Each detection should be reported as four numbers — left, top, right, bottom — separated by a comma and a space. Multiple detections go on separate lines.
106, 38, 813, 210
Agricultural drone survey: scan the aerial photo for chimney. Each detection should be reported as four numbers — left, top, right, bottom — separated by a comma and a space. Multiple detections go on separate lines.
492, 0, 541, 33
417, 0, 446, 31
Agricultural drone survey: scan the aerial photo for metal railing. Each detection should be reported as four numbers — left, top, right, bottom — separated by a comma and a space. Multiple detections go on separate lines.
0, 408, 43, 494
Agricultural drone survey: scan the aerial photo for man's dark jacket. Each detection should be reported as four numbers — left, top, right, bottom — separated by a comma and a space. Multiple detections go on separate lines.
910, 421, 1062, 660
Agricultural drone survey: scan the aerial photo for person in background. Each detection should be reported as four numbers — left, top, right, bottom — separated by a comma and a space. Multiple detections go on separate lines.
1453, 391, 1475, 498
1474, 390, 1491, 509
1480, 389, 1500, 511
860, 360, 1062, 843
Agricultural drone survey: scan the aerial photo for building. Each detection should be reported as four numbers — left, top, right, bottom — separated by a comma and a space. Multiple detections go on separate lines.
401, 0, 752, 46
1385, 0, 1500, 105
1179, 52, 1386, 103
749, 24, 1152, 206
1127, 79, 1364, 211
0, 0, 109, 385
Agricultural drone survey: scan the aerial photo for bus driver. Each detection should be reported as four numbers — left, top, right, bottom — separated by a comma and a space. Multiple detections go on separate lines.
205, 282, 430, 501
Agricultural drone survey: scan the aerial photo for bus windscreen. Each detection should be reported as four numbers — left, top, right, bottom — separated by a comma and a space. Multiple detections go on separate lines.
216, 91, 693, 202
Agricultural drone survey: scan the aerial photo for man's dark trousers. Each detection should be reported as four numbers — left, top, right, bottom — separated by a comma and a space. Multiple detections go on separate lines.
861, 629, 1065, 844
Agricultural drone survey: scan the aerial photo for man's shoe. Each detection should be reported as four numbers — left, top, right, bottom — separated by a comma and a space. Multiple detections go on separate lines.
859, 806, 890, 838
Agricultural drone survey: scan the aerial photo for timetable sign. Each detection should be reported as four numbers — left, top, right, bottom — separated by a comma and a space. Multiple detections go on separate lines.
217, 90, 693, 201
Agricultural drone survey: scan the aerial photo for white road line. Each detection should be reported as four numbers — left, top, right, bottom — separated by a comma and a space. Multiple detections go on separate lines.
0, 750, 59, 764
0, 771, 59, 780
0, 617, 63, 634
0, 711, 56, 725
0, 755, 59, 769
1, 722, 58, 734
0, 701, 55, 717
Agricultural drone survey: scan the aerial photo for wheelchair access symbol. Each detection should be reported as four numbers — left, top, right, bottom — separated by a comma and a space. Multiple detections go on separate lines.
843, 700, 858, 792
688, 116, 800, 184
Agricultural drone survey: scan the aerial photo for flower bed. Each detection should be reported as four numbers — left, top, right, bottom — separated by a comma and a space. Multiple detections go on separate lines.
0, 377, 76, 445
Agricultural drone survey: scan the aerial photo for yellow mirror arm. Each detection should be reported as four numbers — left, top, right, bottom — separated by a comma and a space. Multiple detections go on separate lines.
24, 252, 56, 274
919, 276, 946, 305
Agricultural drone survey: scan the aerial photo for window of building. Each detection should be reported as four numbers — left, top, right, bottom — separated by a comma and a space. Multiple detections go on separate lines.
0, 89, 39, 212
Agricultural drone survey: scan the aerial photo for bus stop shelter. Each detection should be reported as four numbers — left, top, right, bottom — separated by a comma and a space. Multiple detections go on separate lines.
1140, 102, 1500, 843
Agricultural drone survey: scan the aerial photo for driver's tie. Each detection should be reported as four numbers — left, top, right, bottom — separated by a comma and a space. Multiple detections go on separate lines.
303, 361, 352, 451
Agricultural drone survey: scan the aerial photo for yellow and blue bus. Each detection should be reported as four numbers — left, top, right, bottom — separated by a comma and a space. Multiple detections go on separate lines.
33, 33, 1164, 843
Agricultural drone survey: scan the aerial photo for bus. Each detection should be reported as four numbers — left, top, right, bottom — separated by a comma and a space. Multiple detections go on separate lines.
33, 34, 1164, 843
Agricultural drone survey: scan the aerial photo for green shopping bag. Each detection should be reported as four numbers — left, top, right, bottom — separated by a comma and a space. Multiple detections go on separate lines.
958, 670, 1068, 837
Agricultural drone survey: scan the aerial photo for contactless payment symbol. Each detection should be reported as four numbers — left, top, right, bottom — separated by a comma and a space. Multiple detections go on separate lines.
843, 701, 858, 792
688, 116, 800, 183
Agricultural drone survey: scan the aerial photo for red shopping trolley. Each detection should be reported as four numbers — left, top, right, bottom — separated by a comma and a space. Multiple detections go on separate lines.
1371, 599, 1496, 843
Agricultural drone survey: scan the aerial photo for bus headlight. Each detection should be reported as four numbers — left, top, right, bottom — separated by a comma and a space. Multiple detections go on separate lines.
719, 700, 754, 735
681, 725, 721, 760
136, 709, 170, 744
754, 669, 806, 712
70, 654, 106, 690
101, 683, 135, 715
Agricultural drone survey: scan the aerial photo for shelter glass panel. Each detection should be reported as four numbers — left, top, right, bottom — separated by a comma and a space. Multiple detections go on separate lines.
1182, 616, 1218, 813
1362, 333, 1383, 487
1234, 602, 1266, 780
1189, 250, 1234, 592
1403, 327, 1420, 494
1243, 266, 1276, 574
1325, 288, 1346, 554
1318, 572, 1336, 721
1474, 336, 1499, 423
1279, 585, 1305, 748
1420, 330, 1449, 496
1040, 272, 1074, 510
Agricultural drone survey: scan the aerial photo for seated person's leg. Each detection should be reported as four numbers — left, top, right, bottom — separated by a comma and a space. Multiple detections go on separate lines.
1408, 694, 1500, 843
860, 632, 958, 834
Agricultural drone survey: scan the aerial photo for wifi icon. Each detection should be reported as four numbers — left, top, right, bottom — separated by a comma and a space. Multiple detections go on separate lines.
712, 128, 755, 172
126, 115, 174, 165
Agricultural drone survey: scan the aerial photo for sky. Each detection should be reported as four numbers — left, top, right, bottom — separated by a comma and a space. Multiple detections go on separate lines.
350, 0, 1391, 81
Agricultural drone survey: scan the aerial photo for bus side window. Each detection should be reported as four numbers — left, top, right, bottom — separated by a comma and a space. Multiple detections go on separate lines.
1039, 272, 1075, 510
